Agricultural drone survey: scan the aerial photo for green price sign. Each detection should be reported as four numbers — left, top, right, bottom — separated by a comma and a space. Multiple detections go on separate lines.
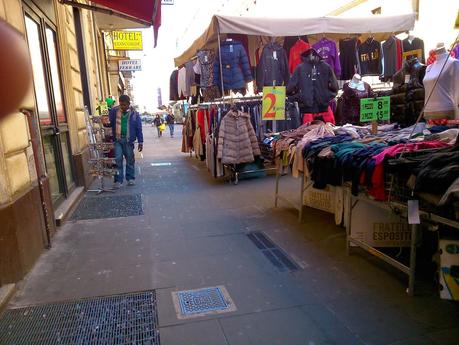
360, 96, 390, 122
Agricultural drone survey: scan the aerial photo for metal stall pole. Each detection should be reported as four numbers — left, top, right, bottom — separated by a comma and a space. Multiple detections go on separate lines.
345, 186, 353, 255
298, 169, 304, 222
217, 24, 225, 102
408, 224, 419, 296
274, 160, 280, 207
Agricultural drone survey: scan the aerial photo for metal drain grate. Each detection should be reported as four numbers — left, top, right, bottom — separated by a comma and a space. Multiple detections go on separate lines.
172, 286, 236, 319
247, 232, 300, 272
71, 193, 143, 221
0, 291, 160, 345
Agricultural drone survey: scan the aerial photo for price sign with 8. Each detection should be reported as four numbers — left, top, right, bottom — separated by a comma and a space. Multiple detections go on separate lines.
360, 96, 390, 122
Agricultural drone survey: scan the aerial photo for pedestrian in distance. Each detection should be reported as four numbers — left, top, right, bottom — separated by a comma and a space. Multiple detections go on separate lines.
153, 114, 163, 137
166, 110, 175, 137
108, 95, 143, 189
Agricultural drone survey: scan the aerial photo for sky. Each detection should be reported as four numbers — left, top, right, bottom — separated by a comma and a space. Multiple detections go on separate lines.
129, 0, 219, 112
127, 0, 458, 112
128, 0, 352, 112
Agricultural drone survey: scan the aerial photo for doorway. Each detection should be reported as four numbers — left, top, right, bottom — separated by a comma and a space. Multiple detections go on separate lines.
24, 3, 76, 205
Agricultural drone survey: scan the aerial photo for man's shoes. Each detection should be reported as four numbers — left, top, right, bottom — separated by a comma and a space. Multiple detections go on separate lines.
127, 180, 135, 186
112, 182, 121, 189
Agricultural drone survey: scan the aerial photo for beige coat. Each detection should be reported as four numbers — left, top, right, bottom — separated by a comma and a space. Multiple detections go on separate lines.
217, 110, 261, 164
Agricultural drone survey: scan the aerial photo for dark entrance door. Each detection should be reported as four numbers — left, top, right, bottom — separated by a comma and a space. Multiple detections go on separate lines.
24, 2, 76, 205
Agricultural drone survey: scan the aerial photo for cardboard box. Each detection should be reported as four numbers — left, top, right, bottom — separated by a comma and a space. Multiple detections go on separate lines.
439, 239, 459, 301
349, 198, 411, 247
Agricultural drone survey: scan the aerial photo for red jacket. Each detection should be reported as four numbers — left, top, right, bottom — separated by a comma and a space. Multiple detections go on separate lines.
289, 39, 310, 74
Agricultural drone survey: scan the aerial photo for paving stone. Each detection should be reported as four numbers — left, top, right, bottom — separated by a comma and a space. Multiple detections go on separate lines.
8, 126, 459, 345
219, 307, 328, 345
159, 320, 228, 345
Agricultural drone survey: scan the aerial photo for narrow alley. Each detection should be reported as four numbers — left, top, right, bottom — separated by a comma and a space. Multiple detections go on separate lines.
2, 125, 459, 345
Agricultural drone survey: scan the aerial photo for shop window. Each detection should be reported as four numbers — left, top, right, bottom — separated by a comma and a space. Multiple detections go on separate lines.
25, 16, 52, 126
45, 27, 66, 124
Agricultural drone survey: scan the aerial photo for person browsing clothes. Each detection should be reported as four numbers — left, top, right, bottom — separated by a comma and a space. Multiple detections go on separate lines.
109, 95, 143, 188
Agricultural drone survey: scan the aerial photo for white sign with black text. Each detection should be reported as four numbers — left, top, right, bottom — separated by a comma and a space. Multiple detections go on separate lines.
119, 59, 142, 72
161, 0, 174, 5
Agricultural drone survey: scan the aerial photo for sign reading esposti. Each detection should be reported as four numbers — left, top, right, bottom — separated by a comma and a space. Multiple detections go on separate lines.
119, 59, 142, 72
112, 31, 143, 51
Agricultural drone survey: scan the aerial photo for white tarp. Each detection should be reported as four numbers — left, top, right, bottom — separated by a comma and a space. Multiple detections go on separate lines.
174, 13, 416, 66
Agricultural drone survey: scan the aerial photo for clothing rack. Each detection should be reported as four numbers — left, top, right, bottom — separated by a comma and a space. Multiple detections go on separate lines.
225, 164, 276, 185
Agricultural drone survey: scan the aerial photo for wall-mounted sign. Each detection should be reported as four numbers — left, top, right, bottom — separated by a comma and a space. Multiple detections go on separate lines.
119, 59, 142, 72
161, 0, 174, 4
262, 86, 286, 120
112, 31, 143, 51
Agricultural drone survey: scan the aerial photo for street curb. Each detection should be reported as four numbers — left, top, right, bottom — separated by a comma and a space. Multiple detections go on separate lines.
0, 284, 16, 313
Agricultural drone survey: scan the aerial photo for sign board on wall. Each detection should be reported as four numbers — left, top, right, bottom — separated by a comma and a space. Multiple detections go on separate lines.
262, 86, 285, 120
112, 31, 143, 51
161, 0, 174, 4
119, 59, 142, 72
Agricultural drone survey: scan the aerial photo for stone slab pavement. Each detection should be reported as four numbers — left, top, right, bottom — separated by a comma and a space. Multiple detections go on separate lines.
7, 124, 459, 345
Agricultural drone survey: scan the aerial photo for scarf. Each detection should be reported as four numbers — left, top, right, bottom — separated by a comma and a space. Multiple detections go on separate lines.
115, 108, 130, 141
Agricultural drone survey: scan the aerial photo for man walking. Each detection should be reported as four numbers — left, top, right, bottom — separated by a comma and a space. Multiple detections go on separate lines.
166, 110, 175, 137
109, 95, 143, 188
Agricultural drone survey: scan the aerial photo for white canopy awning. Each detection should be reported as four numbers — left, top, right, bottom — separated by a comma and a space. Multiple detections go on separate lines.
175, 13, 416, 66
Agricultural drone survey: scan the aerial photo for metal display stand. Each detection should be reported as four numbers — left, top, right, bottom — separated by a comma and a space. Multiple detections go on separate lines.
274, 160, 306, 223
344, 187, 459, 296
84, 107, 116, 194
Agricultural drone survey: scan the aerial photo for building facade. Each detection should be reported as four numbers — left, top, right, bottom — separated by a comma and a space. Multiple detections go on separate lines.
0, 0, 142, 285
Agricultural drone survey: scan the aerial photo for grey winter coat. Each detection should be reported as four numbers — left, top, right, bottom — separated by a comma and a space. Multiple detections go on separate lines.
217, 110, 261, 164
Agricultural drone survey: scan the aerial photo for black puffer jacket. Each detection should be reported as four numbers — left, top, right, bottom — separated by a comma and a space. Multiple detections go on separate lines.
256, 42, 289, 89
287, 48, 338, 113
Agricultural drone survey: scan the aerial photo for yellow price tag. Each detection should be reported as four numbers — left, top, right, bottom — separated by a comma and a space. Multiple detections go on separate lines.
262, 86, 286, 121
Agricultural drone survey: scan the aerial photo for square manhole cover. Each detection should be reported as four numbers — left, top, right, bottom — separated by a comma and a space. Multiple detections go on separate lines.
71, 193, 143, 221
172, 286, 236, 319
0, 291, 160, 345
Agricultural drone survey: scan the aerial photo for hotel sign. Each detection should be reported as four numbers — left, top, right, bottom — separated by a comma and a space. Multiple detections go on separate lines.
112, 31, 143, 51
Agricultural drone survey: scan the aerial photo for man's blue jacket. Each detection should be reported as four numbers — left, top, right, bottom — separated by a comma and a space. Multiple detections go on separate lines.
108, 106, 143, 144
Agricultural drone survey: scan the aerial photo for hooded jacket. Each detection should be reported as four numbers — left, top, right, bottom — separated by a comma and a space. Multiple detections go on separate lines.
287, 49, 339, 113
256, 42, 289, 89
213, 40, 253, 91
217, 110, 261, 164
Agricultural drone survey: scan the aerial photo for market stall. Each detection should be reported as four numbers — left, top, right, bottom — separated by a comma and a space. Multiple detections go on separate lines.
173, 13, 418, 182
172, 13, 459, 298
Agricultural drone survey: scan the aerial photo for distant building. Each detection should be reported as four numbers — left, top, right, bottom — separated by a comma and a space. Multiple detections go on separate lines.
157, 88, 163, 107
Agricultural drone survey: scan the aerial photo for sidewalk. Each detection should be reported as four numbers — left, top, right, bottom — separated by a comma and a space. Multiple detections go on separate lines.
5, 124, 459, 345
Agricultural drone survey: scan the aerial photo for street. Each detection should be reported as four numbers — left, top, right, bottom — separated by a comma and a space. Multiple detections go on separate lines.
6, 124, 459, 345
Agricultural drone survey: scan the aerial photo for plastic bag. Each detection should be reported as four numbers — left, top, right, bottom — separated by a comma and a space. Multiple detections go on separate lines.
135, 150, 143, 160
159, 123, 166, 131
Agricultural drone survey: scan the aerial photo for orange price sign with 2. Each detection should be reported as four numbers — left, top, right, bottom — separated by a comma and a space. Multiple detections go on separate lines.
262, 86, 286, 121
